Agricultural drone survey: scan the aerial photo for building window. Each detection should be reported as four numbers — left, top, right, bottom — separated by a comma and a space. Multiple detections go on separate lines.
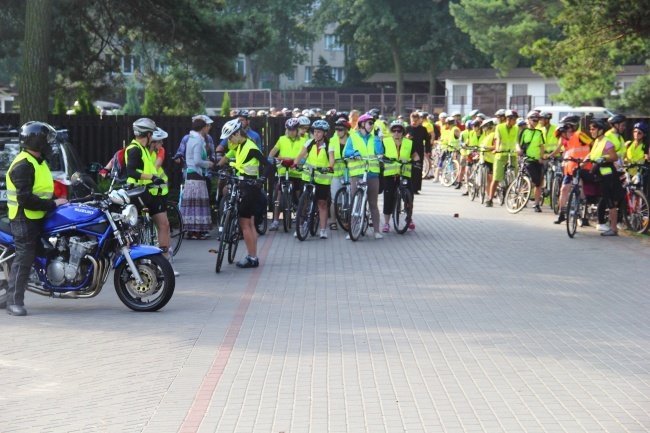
623, 81, 634, 92
331, 67, 345, 83
235, 57, 246, 75
121, 56, 140, 74
452, 84, 467, 105
545, 83, 560, 104
305, 66, 312, 83
512, 84, 528, 96
154, 60, 168, 74
286, 67, 296, 82
324, 34, 343, 51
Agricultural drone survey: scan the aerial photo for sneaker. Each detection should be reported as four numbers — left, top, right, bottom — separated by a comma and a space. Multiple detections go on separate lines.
454, 183, 462, 190
172, 266, 180, 277
616, 222, 623, 230
319, 229, 328, 239
236, 255, 259, 268
374, 232, 383, 239
345, 234, 351, 240
461, 191, 469, 196
409, 220, 416, 230
485, 200, 493, 208
553, 212, 566, 224
432, 178, 439, 183
596, 223, 609, 231
534, 205, 542, 213
269, 221, 279, 231
382, 223, 390, 233
601, 229, 618, 237
293, 231, 297, 237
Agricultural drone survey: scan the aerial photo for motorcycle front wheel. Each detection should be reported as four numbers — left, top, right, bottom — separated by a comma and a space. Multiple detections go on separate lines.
114, 253, 175, 312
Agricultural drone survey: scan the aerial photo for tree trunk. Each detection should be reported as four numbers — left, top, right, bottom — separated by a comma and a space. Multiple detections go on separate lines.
20, 0, 53, 124
429, 60, 438, 111
390, 39, 404, 116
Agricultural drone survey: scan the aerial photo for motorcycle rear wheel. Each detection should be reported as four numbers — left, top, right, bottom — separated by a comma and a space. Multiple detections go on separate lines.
114, 253, 175, 311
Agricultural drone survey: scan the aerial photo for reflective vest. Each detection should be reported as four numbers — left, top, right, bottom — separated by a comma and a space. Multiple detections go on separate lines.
374, 119, 389, 138
605, 130, 625, 157
459, 129, 471, 156
495, 123, 518, 160
348, 131, 380, 177
125, 140, 157, 194
625, 140, 646, 176
444, 126, 460, 151
520, 128, 545, 160
480, 132, 495, 163
562, 132, 592, 176
329, 135, 348, 177
233, 139, 260, 177
589, 137, 614, 175
383, 137, 413, 178
274, 135, 303, 178
6, 151, 54, 220
302, 140, 332, 185
151, 149, 169, 196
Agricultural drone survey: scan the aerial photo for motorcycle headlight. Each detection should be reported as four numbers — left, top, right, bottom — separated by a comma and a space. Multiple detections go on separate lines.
109, 189, 125, 205
118, 189, 130, 204
122, 204, 138, 226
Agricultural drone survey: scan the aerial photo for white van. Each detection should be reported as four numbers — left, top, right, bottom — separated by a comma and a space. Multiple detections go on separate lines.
532, 106, 615, 126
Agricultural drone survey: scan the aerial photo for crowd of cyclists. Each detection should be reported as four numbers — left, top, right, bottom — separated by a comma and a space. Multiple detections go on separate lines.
111, 105, 648, 272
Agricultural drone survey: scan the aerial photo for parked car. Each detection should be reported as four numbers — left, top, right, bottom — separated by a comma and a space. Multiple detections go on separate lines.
0, 128, 98, 215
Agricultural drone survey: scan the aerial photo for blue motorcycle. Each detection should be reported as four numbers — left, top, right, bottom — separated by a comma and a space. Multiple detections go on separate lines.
0, 173, 175, 312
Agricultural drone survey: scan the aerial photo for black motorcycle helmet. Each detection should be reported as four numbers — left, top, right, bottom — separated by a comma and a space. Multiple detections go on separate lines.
19, 121, 56, 156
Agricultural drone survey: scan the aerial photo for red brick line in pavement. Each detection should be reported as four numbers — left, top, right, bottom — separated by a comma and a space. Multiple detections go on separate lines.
178, 231, 276, 433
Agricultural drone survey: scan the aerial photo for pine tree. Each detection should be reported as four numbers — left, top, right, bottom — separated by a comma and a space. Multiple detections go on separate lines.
122, 80, 142, 115
220, 91, 231, 116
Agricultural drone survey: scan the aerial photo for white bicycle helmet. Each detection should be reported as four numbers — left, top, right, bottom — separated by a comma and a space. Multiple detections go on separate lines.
220, 119, 242, 139
133, 118, 157, 135
438, 112, 448, 119
298, 116, 311, 127
451, 111, 461, 117
312, 119, 330, 131
152, 127, 168, 141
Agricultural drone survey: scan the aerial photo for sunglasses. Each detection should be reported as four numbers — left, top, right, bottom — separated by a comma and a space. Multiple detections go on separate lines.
391, 129, 403, 133
530, 119, 539, 122
365, 121, 375, 125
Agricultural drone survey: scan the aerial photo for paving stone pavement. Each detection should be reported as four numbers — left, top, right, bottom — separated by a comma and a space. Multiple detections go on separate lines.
1, 179, 649, 433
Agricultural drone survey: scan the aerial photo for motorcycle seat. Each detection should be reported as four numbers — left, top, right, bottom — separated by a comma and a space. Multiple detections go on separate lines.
0, 217, 12, 235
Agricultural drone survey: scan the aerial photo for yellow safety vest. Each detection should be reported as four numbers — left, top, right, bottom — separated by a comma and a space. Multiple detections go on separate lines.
302, 140, 332, 185
329, 135, 347, 177
459, 129, 471, 156
274, 135, 303, 178
605, 130, 626, 157
520, 128, 545, 160
233, 139, 260, 177
125, 140, 158, 194
625, 140, 646, 176
348, 131, 380, 177
383, 137, 413, 178
444, 126, 460, 151
495, 123, 518, 160
589, 137, 613, 175
480, 132, 495, 163
151, 149, 169, 196
6, 151, 54, 220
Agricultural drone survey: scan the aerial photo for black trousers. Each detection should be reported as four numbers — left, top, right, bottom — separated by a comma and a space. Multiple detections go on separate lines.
7, 217, 43, 307
383, 176, 413, 215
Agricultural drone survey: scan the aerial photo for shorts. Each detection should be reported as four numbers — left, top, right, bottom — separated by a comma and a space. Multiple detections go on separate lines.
424, 143, 432, 154
314, 184, 330, 201
238, 185, 263, 219
134, 190, 165, 216
459, 154, 469, 167
526, 161, 543, 187
493, 156, 516, 182
600, 174, 624, 209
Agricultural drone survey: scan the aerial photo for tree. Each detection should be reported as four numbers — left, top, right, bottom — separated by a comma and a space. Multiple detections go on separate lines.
312, 56, 337, 87
522, 0, 650, 106
122, 80, 141, 116
74, 85, 96, 114
607, 66, 650, 115
220, 92, 231, 117
141, 75, 169, 116
20, 0, 52, 123
52, 89, 68, 115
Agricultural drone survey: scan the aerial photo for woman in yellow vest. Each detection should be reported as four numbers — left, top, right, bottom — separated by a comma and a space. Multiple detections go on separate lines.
588, 119, 624, 236
293, 120, 334, 239
268, 118, 303, 231
4, 122, 68, 316
382, 121, 418, 232
218, 119, 272, 268
461, 118, 484, 196
479, 118, 497, 199
151, 128, 170, 205
328, 118, 351, 231
624, 122, 648, 177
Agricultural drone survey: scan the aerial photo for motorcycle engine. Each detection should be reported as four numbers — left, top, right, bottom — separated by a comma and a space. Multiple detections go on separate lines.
47, 236, 98, 286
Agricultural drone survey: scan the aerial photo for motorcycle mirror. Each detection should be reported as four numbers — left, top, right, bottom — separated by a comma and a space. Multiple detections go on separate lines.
70, 172, 83, 185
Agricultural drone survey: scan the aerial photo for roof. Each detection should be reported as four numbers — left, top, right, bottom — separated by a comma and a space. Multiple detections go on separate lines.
0, 83, 18, 96
437, 65, 647, 81
364, 73, 431, 84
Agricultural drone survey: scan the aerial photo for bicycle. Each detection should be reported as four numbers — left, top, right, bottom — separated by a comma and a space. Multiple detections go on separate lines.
565, 159, 602, 238
475, 146, 493, 204
272, 158, 297, 233
333, 158, 352, 231
546, 156, 564, 215
213, 171, 265, 272
382, 157, 413, 234
463, 147, 480, 201
423, 142, 441, 179
505, 156, 533, 214
620, 164, 650, 234
440, 149, 460, 187
348, 157, 378, 242
295, 165, 332, 241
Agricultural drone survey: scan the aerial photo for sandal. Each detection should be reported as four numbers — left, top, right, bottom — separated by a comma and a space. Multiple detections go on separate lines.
329, 222, 338, 231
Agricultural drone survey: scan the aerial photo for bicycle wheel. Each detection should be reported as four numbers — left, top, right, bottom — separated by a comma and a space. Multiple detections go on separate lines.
334, 186, 350, 231
506, 176, 532, 214
281, 188, 292, 233
215, 210, 230, 273
441, 159, 459, 187
551, 176, 562, 215
469, 166, 478, 201
227, 217, 240, 264
165, 202, 184, 257
622, 189, 650, 234
361, 202, 371, 236
309, 200, 319, 237
349, 189, 365, 242
566, 189, 580, 238
422, 157, 430, 179
295, 190, 311, 241
480, 165, 487, 204
393, 188, 412, 234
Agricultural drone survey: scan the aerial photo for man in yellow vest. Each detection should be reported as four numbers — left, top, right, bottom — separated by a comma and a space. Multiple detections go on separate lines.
487, 109, 519, 207
3, 122, 68, 316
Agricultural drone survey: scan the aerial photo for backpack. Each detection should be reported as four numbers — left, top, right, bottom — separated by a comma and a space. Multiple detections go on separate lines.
111, 148, 127, 181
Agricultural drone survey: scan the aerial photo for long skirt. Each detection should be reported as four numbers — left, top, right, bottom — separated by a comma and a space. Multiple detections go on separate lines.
180, 179, 212, 232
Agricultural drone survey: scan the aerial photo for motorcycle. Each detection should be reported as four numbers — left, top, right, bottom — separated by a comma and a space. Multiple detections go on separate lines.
0, 173, 175, 312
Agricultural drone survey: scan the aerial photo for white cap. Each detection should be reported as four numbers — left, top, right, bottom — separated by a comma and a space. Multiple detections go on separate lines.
192, 114, 213, 124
